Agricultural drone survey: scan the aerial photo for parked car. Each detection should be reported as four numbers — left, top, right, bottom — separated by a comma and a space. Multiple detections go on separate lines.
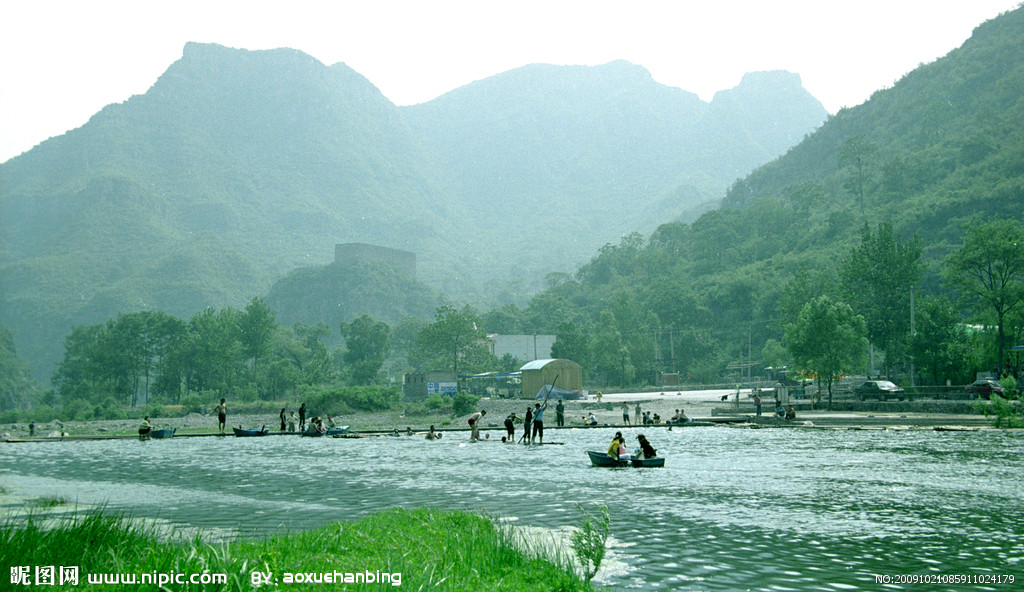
965, 379, 1004, 399
854, 380, 905, 401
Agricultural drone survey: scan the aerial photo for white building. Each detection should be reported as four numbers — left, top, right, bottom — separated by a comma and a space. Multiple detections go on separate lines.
487, 334, 556, 363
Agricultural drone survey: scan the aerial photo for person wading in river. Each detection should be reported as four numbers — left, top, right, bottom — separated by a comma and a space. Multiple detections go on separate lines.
532, 401, 548, 444
468, 410, 486, 441
214, 399, 227, 435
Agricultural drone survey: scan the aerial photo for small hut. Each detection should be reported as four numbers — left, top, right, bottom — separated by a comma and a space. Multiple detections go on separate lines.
520, 359, 583, 399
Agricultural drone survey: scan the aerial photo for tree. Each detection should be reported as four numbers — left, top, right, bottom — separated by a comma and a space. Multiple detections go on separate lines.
944, 219, 1024, 370
838, 135, 877, 217
238, 297, 276, 377
415, 306, 487, 386
339, 315, 391, 385
840, 222, 924, 377
911, 296, 973, 385
784, 296, 868, 409
551, 319, 591, 369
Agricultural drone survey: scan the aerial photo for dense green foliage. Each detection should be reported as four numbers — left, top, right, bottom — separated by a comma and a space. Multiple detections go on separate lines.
46, 300, 511, 416
0, 324, 42, 410
1, 507, 589, 591
0, 43, 824, 387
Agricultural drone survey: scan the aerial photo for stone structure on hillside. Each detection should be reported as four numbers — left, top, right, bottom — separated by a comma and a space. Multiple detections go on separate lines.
335, 243, 416, 278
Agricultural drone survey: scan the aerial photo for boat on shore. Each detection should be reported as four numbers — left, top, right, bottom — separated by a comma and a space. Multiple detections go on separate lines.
233, 427, 269, 437
587, 450, 664, 468
301, 426, 350, 437
149, 428, 176, 439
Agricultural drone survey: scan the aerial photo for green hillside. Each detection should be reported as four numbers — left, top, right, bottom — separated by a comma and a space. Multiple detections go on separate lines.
0, 43, 826, 383
519, 6, 1024, 383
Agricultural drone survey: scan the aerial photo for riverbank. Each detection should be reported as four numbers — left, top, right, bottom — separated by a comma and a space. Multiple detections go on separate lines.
1, 389, 1003, 441
0, 506, 591, 591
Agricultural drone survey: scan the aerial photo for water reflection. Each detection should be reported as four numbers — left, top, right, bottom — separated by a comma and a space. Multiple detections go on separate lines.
2, 427, 1022, 590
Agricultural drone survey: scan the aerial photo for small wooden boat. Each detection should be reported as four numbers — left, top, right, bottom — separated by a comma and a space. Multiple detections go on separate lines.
301, 424, 349, 437
149, 428, 176, 439
233, 427, 269, 437
587, 450, 664, 468
301, 426, 349, 437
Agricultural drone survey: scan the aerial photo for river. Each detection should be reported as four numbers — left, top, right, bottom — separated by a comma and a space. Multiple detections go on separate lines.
2, 425, 1022, 590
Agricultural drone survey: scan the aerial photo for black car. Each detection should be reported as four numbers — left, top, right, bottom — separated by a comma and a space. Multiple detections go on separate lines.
965, 379, 1004, 399
854, 380, 905, 401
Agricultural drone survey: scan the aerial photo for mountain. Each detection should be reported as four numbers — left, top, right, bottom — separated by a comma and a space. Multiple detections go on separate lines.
403, 64, 826, 282
0, 43, 826, 382
515, 6, 1024, 381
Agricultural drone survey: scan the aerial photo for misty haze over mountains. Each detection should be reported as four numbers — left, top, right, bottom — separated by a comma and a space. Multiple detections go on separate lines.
0, 42, 827, 379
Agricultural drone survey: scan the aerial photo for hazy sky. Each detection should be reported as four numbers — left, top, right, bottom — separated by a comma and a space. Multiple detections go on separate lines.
1, 0, 1020, 162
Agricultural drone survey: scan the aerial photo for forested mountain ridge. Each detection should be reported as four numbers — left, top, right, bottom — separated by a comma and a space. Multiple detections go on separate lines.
403, 64, 826, 266
0, 42, 826, 382
724, 5, 1024, 255
518, 6, 1024, 384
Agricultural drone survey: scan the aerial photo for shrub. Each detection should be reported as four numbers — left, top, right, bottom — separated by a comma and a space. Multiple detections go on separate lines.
1000, 374, 1017, 399
452, 392, 480, 417
307, 386, 401, 414
425, 393, 449, 411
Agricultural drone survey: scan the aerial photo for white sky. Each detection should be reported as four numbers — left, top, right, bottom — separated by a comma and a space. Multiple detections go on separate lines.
1, 0, 1020, 162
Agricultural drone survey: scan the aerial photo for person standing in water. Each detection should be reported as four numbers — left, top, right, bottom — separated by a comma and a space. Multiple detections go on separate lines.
532, 400, 548, 444
468, 410, 486, 440
555, 399, 565, 427
214, 399, 227, 435
520, 405, 533, 443
279, 408, 287, 432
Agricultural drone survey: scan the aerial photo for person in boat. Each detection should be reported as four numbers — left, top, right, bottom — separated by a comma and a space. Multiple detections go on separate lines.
280, 408, 287, 432
677, 408, 691, 423
327, 415, 337, 429
636, 434, 657, 460
310, 416, 326, 434
607, 432, 625, 459
468, 410, 486, 441
504, 413, 518, 441
670, 409, 681, 423
138, 416, 152, 440
426, 425, 440, 440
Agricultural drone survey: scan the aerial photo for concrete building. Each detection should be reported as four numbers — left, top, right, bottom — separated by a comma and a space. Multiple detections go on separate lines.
335, 243, 416, 278
520, 358, 583, 399
403, 371, 457, 400
487, 334, 556, 363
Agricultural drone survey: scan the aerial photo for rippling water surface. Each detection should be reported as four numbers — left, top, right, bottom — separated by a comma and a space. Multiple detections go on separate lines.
2, 426, 1022, 590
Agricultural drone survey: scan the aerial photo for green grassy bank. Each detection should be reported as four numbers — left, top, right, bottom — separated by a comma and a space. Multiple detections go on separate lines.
1, 507, 591, 591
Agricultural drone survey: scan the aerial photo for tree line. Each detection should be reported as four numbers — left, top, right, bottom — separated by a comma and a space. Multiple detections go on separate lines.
16, 217, 1024, 415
